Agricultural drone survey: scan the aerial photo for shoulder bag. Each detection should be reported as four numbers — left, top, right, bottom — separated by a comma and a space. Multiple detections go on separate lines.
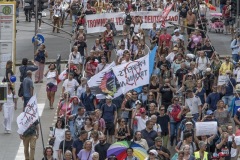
48, 128, 56, 146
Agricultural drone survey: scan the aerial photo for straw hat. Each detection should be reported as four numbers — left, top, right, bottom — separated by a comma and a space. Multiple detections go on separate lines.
185, 112, 193, 118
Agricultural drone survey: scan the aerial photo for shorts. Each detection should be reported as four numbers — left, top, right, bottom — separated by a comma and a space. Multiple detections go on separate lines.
200, 31, 206, 38
104, 122, 115, 135
187, 24, 195, 35
224, 18, 230, 26
46, 85, 57, 92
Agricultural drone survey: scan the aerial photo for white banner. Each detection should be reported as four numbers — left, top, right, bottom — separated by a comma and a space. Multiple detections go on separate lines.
112, 54, 149, 94
196, 122, 218, 136
86, 11, 179, 33
17, 95, 39, 134
87, 62, 123, 99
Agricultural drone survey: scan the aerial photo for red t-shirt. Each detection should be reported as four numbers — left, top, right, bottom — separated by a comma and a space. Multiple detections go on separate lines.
159, 33, 172, 47
222, 5, 230, 18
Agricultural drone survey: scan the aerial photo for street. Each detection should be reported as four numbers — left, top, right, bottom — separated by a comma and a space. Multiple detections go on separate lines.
0, 6, 235, 160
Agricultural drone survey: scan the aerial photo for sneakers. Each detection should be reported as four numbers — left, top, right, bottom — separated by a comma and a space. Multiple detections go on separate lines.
4, 130, 11, 134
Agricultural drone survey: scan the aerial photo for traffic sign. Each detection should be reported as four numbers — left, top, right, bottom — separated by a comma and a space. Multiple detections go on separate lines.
32, 34, 45, 46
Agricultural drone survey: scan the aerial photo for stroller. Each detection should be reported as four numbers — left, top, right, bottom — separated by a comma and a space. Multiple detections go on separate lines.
208, 13, 224, 33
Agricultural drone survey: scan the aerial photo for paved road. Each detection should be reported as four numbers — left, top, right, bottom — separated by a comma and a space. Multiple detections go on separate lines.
0, 6, 234, 160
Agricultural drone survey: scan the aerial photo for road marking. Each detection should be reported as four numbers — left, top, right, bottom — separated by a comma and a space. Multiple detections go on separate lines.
15, 103, 45, 160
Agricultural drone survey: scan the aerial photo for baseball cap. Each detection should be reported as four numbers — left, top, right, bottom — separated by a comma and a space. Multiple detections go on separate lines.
139, 108, 146, 113
106, 95, 113, 100
206, 110, 213, 115
149, 149, 158, 157
135, 100, 142, 105
186, 121, 193, 125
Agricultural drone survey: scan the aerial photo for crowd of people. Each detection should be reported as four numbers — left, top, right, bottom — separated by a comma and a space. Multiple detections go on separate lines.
2, 0, 240, 160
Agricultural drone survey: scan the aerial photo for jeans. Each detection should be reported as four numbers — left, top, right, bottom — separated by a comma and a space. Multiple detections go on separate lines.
23, 97, 31, 110
222, 95, 234, 108
220, 4, 224, 13
232, 54, 239, 63
192, 113, 199, 122
72, 14, 78, 32
170, 122, 180, 145
22, 135, 37, 160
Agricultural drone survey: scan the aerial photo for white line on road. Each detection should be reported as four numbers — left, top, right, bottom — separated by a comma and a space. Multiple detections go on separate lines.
15, 103, 45, 160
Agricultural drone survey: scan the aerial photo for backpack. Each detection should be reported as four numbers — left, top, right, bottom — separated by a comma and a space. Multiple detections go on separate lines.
170, 104, 181, 122
20, 66, 27, 82
178, 140, 194, 151
231, 39, 237, 50
18, 83, 24, 97
74, 115, 85, 137
109, 22, 117, 36
125, 14, 132, 25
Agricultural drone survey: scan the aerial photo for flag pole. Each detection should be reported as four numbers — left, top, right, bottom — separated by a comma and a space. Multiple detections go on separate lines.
38, 116, 46, 160
36, 96, 46, 160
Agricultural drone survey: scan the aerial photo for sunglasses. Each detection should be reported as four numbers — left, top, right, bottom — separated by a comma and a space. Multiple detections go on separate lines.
149, 153, 155, 156
149, 95, 153, 96
160, 109, 165, 111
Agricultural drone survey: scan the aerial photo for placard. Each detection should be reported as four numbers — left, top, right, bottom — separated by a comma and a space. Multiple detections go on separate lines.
218, 75, 228, 85
196, 122, 217, 136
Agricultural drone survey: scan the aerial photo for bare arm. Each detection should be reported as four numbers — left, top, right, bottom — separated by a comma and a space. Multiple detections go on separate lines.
72, 148, 77, 160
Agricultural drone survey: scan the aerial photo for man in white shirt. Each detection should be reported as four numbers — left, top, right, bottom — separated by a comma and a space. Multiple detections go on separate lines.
196, 51, 210, 75
166, 47, 178, 63
185, 89, 202, 122
62, 72, 79, 97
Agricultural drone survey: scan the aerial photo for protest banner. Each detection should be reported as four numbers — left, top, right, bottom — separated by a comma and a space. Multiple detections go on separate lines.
112, 54, 150, 94
87, 62, 123, 99
160, 3, 174, 27
235, 136, 240, 146
86, 11, 179, 33
17, 95, 39, 134
237, 72, 240, 83
196, 122, 217, 136
217, 75, 228, 85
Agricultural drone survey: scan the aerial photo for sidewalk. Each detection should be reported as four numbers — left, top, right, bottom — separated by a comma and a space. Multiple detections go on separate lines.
0, 64, 64, 160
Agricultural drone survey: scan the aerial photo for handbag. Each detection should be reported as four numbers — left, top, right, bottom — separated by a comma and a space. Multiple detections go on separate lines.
2, 77, 6, 82
48, 128, 56, 146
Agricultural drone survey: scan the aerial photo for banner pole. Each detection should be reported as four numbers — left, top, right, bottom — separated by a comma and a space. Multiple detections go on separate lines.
38, 116, 46, 160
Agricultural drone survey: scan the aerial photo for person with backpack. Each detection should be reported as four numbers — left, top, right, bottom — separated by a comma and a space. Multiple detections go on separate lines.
175, 132, 197, 155
19, 58, 38, 83
167, 97, 182, 146
123, 9, 132, 35
230, 34, 240, 63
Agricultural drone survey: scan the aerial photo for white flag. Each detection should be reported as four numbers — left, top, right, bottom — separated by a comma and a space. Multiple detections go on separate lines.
112, 54, 150, 94
17, 95, 39, 134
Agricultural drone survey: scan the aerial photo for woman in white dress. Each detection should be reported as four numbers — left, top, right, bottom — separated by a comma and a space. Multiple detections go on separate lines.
0, 83, 17, 134
49, 119, 66, 159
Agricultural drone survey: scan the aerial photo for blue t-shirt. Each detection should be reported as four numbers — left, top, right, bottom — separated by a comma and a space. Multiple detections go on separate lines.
225, 78, 236, 96
206, 92, 223, 111
72, 139, 84, 157
194, 88, 206, 104
101, 103, 117, 123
